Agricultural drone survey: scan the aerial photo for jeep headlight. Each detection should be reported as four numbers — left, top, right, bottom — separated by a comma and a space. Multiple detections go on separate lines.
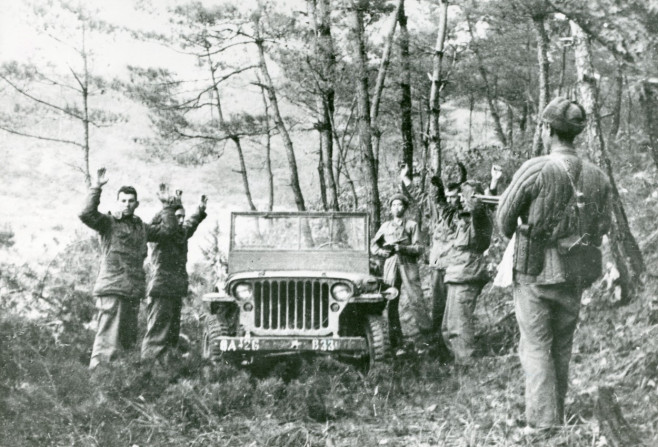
331, 283, 353, 301
234, 283, 253, 300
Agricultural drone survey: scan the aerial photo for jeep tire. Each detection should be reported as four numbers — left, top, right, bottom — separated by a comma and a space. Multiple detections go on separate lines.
202, 314, 234, 363
364, 313, 390, 369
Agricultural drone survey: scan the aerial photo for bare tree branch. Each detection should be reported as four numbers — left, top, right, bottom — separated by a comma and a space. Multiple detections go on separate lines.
0, 74, 85, 121
0, 124, 84, 147
68, 65, 86, 92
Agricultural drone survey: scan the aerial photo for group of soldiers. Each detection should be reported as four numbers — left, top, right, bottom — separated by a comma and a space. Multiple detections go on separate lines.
372, 155, 502, 365
79, 96, 610, 435
371, 96, 611, 433
79, 168, 207, 369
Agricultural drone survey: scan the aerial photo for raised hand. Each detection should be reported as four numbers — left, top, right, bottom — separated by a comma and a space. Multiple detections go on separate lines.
456, 161, 467, 184
429, 169, 442, 188
96, 168, 109, 188
157, 183, 181, 207
199, 194, 208, 211
491, 164, 503, 182
399, 163, 410, 180
156, 183, 170, 204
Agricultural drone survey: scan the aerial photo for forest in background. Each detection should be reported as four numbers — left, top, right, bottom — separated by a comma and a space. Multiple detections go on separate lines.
1, 0, 658, 445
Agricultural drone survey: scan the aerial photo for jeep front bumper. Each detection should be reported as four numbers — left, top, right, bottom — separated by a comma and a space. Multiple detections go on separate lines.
210, 336, 367, 354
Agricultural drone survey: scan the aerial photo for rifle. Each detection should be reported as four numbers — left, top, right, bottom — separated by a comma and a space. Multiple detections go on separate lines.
473, 194, 499, 205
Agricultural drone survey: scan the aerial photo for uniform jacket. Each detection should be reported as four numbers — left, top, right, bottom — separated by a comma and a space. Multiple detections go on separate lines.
401, 180, 493, 284
370, 218, 423, 286
496, 149, 611, 284
147, 207, 207, 298
79, 187, 178, 298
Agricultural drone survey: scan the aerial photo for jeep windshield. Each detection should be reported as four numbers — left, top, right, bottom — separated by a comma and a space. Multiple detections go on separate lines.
232, 213, 368, 251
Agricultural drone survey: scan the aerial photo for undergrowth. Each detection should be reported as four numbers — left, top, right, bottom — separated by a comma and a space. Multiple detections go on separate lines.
1, 271, 657, 447
1, 154, 657, 446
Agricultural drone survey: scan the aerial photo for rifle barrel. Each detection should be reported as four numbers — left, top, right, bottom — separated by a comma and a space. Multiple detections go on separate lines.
473, 194, 499, 205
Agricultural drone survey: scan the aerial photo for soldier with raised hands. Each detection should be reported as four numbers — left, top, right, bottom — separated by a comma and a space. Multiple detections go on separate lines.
79, 168, 181, 369
400, 162, 499, 364
141, 191, 208, 363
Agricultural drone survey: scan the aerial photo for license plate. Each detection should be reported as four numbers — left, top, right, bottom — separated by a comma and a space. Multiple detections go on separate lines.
216, 337, 366, 353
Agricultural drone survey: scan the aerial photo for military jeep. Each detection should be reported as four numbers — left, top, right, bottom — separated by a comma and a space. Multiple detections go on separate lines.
201, 212, 397, 368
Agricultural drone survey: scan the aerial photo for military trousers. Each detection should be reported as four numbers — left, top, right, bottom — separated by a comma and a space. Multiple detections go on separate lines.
441, 282, 484, 365
514, 282, 581, 428
388, 264, 432, 350
141, 295, 183, 361
90, 295, 140, 369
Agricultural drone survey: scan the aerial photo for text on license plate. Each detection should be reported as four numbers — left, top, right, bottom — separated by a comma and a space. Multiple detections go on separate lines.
218, 338, 339, 352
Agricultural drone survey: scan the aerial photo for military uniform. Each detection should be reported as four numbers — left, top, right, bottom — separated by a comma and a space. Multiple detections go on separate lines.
497, 97, 611, 428
370, 216, 429, 349
141, 206, 206, 361
402, 178, 493, 363
79, 187, 178, 368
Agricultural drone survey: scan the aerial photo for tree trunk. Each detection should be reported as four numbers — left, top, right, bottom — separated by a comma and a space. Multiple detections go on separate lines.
639, 79, 658, 170
466, 14, 507, 147
329, 102, 359, 210
397, 0, 414, 172
506, 102, 514, 150
348, 0, 381, 234
519, 101, 528, 139
208, 51, 257, 211
609, 63, 624, 140
254, 16, 306, 211
309, 0, 339, 210
467, 95, 474, 150
595, 387, 642, 447
81, 22, 92, 188
571, 22, 645, 301
233, 137, 257, 211
531, 13, 550, 156
428, 0, 448, 175
335, 138, 359, 210
318, 134, 329, 210
558, 40, 568, 96
257, 80, 274, 211
370, 0, 402, 167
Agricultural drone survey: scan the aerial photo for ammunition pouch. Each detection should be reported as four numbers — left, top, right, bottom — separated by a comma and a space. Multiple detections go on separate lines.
513, 224, 547, 276
557, 234, 602, 287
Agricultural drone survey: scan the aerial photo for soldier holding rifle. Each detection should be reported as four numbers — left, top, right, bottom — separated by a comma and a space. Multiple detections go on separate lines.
370, 192, 429, 355
497, 97, 610, 433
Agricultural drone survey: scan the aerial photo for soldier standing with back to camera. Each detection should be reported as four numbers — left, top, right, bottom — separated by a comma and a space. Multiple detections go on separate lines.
497, 97, 611, 433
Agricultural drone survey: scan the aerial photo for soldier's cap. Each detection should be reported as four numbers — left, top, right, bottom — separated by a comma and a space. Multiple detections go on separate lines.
388, 193, 409, 208
542, 97, 586, 137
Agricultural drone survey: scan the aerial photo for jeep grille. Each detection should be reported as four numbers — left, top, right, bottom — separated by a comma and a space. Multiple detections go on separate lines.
253, 280, 330, 332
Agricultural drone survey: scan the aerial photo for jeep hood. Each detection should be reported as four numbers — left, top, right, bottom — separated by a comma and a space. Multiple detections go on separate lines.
226, 270, 382, 291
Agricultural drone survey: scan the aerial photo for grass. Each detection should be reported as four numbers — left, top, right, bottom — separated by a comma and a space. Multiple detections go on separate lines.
1, 272, 657, 447
2, 90, 657, 445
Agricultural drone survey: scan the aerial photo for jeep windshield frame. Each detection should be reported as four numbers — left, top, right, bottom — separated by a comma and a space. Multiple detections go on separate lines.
229, 212, 371, 274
